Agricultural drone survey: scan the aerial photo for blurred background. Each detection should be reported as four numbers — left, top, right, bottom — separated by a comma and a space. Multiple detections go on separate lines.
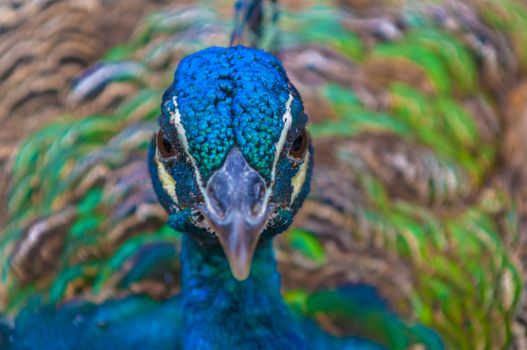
1, 0, 527, 348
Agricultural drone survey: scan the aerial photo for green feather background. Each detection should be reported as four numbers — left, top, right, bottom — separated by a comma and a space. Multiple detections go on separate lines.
1, 0, 527, 348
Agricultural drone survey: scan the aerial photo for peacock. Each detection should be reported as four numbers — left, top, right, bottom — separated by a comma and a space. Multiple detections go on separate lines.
1, 0, 527, 349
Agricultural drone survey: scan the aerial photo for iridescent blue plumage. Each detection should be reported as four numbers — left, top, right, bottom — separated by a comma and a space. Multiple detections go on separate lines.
151, 46, 323, 348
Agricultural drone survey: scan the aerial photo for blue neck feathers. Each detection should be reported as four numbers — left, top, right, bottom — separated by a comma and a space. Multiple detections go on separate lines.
180, 235, 307, 350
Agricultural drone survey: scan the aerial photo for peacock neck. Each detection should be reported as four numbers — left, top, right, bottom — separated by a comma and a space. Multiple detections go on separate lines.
179, 235, 307, 350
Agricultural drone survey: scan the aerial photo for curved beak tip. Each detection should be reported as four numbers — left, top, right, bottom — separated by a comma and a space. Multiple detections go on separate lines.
230, 262, 251, 281
216, 226, 261, 281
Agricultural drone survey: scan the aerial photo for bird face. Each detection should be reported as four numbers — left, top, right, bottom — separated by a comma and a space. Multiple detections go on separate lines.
148, 46, 312, 280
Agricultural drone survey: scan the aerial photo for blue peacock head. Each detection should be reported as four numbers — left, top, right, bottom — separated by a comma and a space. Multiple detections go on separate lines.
148, 46, 312, 280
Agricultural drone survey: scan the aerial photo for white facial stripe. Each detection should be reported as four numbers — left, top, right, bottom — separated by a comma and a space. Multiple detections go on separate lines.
155, 153, 178, 204
168, 96, 213, 211
290, 150, 310, 205
261, 94, 294, 212
272, 94, 294, 184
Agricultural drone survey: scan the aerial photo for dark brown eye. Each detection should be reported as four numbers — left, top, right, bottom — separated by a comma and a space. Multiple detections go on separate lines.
156, 129, 178, 158
289, 127, 309, 160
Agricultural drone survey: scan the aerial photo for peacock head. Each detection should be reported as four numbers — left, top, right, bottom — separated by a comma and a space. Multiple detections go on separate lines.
149, 46, 312, 280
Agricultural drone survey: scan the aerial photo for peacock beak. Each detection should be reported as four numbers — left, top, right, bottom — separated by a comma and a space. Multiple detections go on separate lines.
201, 147, 270, 281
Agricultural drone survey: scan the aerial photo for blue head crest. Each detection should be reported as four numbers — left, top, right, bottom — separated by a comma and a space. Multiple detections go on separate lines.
149, 46, 312, 280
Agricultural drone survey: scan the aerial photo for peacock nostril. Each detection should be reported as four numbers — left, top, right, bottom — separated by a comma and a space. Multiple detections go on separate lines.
207, 175, 230, 218
253, 181, 265, 199
249, 176, 266, 215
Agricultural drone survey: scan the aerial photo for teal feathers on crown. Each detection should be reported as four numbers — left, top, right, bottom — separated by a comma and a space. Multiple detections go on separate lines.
161, 46, 302, 181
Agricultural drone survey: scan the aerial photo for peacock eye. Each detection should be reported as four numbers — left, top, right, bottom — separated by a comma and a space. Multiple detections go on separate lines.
156, 129, 178, 159
289, 127, 309, 160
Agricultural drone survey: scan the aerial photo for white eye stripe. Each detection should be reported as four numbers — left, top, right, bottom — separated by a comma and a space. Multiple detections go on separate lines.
259, 94, 294, 214
167, 96, 213, 211
155, 152, 178, 205
290, 150, 310, 205
271, 94, 294, 184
